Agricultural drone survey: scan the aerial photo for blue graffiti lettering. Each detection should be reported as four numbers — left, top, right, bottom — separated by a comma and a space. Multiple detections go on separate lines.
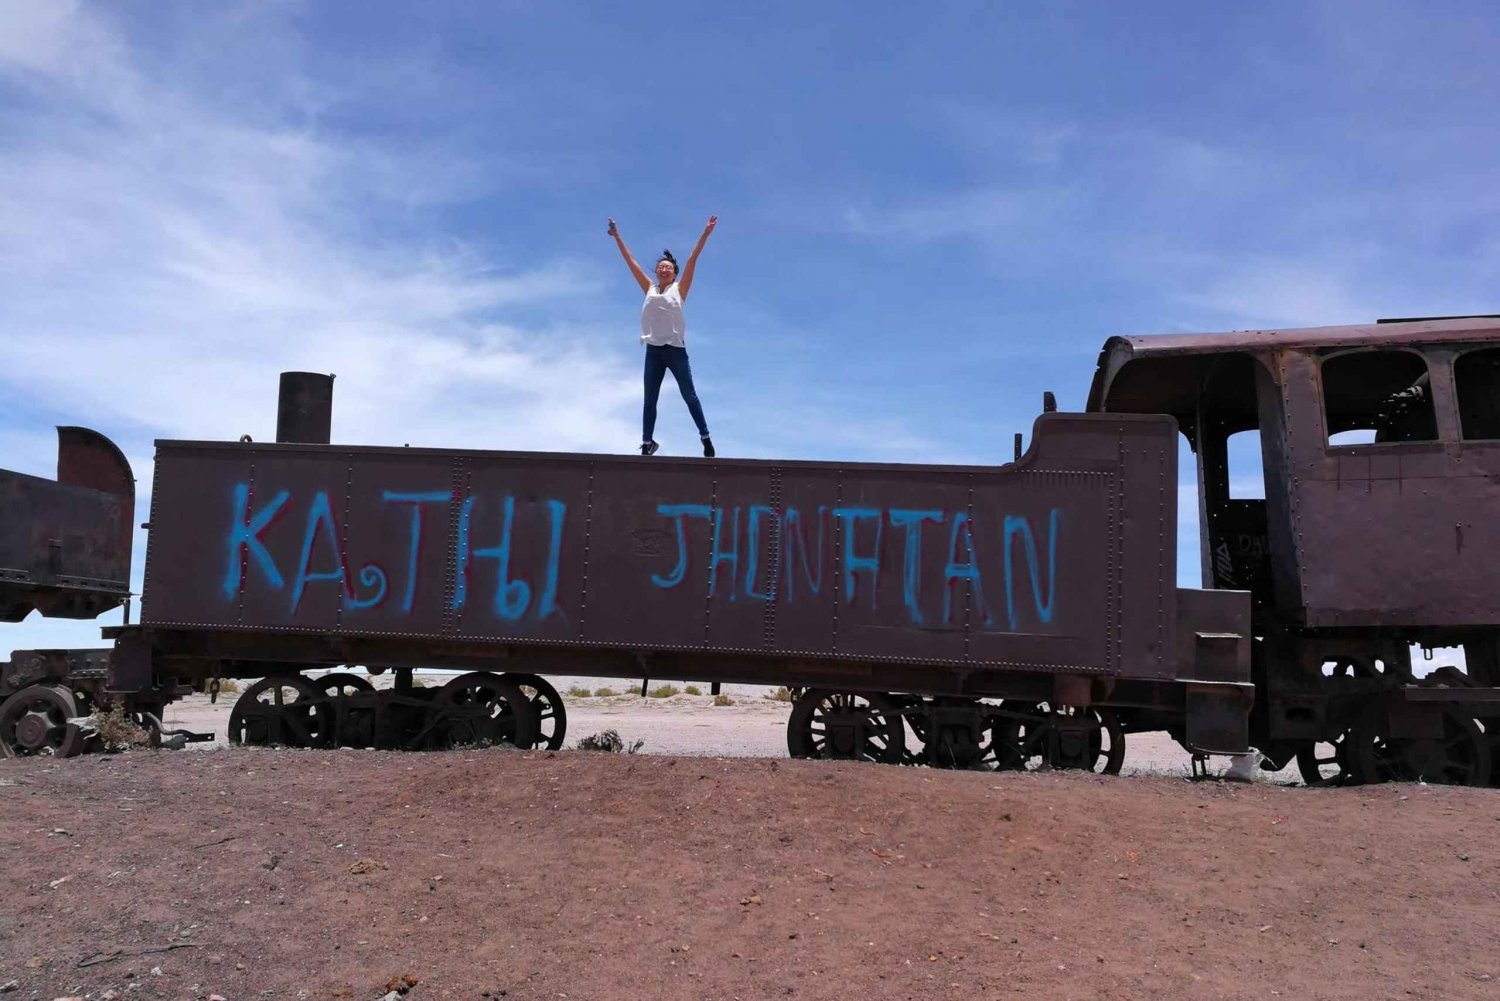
942, 513, 992, 626
888, 508, 942, 624
783, 506, 826, 603
291, 491, 345, 611
383, 490, 451, 614
536, 499, 567, 619
222, 484, 289, 599
833, 507, 882, 609
709, 506, 740, 600
472, 495, 531, 620
1003, 508, 1060, 629
651, 503, 713, 589
743, 505, 779, 602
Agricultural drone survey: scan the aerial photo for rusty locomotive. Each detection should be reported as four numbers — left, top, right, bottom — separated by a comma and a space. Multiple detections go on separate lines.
5, 317, 1500, 785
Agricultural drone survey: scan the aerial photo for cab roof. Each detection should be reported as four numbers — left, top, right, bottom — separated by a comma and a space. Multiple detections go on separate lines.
1087, 315, 1500, 416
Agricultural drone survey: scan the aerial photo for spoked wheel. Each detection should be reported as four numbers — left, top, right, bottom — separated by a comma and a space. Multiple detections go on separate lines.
1296, 731, 1354, 786
422, 672, 537, 750
0, 685, 88, 758
1348, 702, 1491, 787
315, 672, 374, 699
506, 673, 568, 750
314, 672, 376, 747
993, 701, 1125, 775
786, 689, 905, 764
228, 676, 334, 748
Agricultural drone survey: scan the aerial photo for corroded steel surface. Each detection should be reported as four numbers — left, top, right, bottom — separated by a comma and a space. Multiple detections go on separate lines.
0, 427, 133, 621
140, 413, 1206, 681
1090, 315, 1500, 631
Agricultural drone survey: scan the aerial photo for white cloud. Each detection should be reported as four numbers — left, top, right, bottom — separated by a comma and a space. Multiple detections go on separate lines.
0, 3, 646, 657
0, 2, 639, 458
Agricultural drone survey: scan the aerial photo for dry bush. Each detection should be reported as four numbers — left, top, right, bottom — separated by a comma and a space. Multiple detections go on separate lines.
92, 705, 150, 751
566, 685, 593, 698
200, 678, 240, 696
647, 683, 681, 699
593, 687, 618, 697
684, 684, 703, 696
712, 693, 735, 707
765, 686, 794, 702
575, 729, 645, 753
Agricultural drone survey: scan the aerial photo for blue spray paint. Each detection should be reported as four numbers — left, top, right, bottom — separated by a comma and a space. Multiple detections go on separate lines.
222, 484, 289, 599
783, 505, 826, 603
709, 506, 740, 600
833, 507, 882, 609
536, 499, 567, 619
383, 490, 452, 614
743, 504, 779, 602
888, 508, 942, 624
451, 495, 478, 611
942, 512, 992, 626
291, 491, 345, 611
651, 503, 713, 588
471, 494, 531, 620
1003, 508, 1060, 629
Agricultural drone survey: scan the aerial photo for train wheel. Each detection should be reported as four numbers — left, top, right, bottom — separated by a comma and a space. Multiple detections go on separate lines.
506, 673, 568, 750
993, 702, 1125, 775
1348, 703, 1490, 787
1295, 731, 1354, 786
786, 689, 905, 764
316, 671, 374, 699
0, 685, 88, 758
228, 676, 334, 748
422, 672, 537, 750
315, 672, 376, 747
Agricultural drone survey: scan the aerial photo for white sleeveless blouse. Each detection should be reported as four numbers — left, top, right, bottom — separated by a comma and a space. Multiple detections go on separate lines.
640, 282, 686, 347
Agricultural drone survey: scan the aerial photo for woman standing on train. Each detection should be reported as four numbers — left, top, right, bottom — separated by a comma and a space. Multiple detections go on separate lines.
607, 215, 717, 457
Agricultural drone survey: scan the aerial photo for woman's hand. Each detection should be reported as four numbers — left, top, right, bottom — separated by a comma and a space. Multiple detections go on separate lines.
608, 217, 618, 237
702, 215, 717, 235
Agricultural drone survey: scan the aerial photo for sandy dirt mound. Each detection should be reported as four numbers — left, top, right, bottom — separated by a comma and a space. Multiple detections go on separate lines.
4, 749, 1497, 1001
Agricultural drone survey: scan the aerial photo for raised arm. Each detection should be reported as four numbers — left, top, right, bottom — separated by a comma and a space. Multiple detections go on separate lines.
608, 218, 651, 293
677, 215, 717, 301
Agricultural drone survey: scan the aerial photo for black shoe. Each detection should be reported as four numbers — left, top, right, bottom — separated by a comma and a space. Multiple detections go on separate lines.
701, 436, 715, 458
640, 441, 659, 456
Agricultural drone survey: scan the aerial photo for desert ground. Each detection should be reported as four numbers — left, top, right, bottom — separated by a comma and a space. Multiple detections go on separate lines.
4, 678, 1498, 1001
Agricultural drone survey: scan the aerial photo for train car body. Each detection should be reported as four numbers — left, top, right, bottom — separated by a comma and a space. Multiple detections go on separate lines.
0, 428, 135, 757
0, 428, 132, 622
107, 408, 1252, 765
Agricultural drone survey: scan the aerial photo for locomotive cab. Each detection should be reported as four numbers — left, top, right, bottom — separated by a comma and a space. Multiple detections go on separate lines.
1091, 316, 1500, 785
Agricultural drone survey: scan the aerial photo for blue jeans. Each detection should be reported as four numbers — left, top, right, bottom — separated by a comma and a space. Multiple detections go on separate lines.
643, 344, 709, 442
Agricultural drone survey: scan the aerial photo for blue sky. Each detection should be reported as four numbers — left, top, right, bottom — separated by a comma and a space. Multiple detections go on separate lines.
4, 1, 1499, 656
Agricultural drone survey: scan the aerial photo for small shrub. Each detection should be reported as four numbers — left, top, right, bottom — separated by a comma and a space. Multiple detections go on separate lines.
765, 686, 794, 702
593, 687, 618, 697
683, 684, 703, 696
647, 683, 681, 699
576, 729, 645, 754
566, 685, 593, 698
408, 675, 431, 689
712, 694, 735, 707
93, 705, 150, 751
200, 678, 240, 696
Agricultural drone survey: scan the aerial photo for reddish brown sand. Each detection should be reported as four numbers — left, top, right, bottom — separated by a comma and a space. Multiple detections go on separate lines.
3, 749, 1498, 1001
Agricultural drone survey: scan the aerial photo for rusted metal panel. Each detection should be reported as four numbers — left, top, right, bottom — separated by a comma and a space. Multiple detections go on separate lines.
0, 427, 132, 621
141, 413, 1198, 679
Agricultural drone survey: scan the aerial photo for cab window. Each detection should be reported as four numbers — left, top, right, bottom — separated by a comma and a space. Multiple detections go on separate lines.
1455, 346, 1500, 440
1321, 350, 1437, 446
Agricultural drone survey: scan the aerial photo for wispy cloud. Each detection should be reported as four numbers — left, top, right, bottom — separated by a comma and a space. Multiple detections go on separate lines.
0, 2, 637, 455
